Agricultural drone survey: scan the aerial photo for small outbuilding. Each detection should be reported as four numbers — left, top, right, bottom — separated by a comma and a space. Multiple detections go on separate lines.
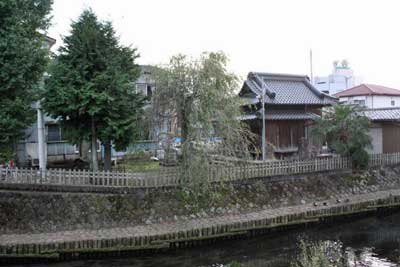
239, 72, 337, 158
363, 108, 400, 154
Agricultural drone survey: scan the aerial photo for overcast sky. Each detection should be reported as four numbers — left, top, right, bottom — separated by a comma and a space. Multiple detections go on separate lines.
49, 0, 400, 88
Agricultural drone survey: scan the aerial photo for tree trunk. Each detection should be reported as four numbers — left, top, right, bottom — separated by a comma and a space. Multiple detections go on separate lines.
91, 119, 99, 171
103, 140, 112, 171
180, 100, 191, 181
80, 140, 90, 162
180, 99, 190, 144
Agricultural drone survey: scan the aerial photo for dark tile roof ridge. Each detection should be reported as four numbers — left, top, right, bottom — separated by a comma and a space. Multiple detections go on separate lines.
251, 72, 309, 79
250, 72, 337, 100
244, 80, 260, 95
302, 76, 325, 99
322, 91, 338, 99
266, 109, 318, 113
257, 109, 321, 120
364, 107, 400, 111
242, 72, 338, 105
251, 71, 326, 98
249, 73, 276, 99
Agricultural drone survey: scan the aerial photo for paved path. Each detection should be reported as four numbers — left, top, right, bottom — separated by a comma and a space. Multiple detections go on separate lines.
1, 188, 399, 251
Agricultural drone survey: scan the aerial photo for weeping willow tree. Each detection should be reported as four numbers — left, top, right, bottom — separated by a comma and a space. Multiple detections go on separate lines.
152, 52, 255, 205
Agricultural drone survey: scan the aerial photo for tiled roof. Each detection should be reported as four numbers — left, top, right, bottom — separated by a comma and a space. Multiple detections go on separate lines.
334, 84, 400, 97
240, 72, 337, 105
238, 114, 258, 120
363, 107, 400, 121
239, 110, 320, 121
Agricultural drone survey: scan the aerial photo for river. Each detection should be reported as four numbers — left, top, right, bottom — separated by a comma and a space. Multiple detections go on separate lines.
6, 212, 400, 267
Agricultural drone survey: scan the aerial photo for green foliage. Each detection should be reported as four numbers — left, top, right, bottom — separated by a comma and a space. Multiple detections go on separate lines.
176, 181, 231, 212
312, 105, 371, 169
343, 173, 377, 187
120, 161, 160, 173
0, 0, 53, 162
42, 9, 144, 169
152, 52, 254, 202
228, 260, 242, 267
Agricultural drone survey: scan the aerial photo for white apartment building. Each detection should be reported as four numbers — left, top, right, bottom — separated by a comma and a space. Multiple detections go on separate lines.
314, 60, 362, 95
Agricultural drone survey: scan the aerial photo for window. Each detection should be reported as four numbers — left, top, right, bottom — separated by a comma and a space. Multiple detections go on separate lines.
135, 83, 155, 98
146, 85, 152, 98
391, 100, 395, 106
47, 124, 62, 142
353, 100, 365, 106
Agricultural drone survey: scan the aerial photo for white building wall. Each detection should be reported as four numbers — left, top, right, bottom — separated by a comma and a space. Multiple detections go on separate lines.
338, 95, 400, 109
366, 96, 374, 108
135, 65, 154, 97
370, 95, 400, 108
367, 125, 383, 154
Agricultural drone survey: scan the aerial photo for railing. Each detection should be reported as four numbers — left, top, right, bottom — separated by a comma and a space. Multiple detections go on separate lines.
1, 152, 400, 188
0, 168, 180, 188
369, 152, 400, 167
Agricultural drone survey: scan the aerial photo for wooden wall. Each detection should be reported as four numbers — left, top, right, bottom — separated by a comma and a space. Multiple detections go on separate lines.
382, 123, 400, 153
266, 120, 306, 148
246, 119, 307, 149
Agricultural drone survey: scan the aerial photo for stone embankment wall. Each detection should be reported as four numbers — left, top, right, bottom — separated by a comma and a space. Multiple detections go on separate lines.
1, 165, 399, 235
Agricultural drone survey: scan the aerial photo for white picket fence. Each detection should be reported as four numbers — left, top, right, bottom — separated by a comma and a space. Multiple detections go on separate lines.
1, 152, 399, 188
0, 168, 180, 188
368, 152, 400, 167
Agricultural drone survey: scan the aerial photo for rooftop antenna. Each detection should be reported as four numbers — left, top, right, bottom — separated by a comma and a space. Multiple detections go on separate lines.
309, 49, 314, 84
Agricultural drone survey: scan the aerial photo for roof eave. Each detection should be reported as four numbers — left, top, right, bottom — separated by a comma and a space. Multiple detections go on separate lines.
250, 73, 276, 99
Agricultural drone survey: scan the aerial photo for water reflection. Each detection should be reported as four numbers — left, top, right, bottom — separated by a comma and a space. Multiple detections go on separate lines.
7, 212, 400, 267
346, 248, 397, 267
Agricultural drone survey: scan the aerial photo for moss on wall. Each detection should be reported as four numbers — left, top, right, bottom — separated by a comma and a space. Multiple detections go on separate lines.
1, 165, 399, 235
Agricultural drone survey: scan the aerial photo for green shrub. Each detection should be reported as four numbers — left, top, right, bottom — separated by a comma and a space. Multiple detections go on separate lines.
312, 105, 371, 170
292, 239, 347, 267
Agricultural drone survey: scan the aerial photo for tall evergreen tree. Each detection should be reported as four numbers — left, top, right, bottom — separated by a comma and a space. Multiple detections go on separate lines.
0, 0, 53, 163
42, 9, 144, 171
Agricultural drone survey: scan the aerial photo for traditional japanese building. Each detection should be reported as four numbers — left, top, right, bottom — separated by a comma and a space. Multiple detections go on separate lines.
239, 72, 337, 159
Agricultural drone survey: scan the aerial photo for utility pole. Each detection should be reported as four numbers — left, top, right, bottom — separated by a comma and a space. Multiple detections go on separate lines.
309, 49, 314, 84
260, 86, 266, 161
37, 101, 46, 178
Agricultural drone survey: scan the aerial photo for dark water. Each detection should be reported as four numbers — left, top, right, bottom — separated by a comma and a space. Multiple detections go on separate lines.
8, 212, 400, 267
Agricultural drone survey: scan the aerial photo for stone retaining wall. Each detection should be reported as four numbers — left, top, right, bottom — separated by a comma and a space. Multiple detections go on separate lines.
1, 189, 400, 259
0, 165, 399, 235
